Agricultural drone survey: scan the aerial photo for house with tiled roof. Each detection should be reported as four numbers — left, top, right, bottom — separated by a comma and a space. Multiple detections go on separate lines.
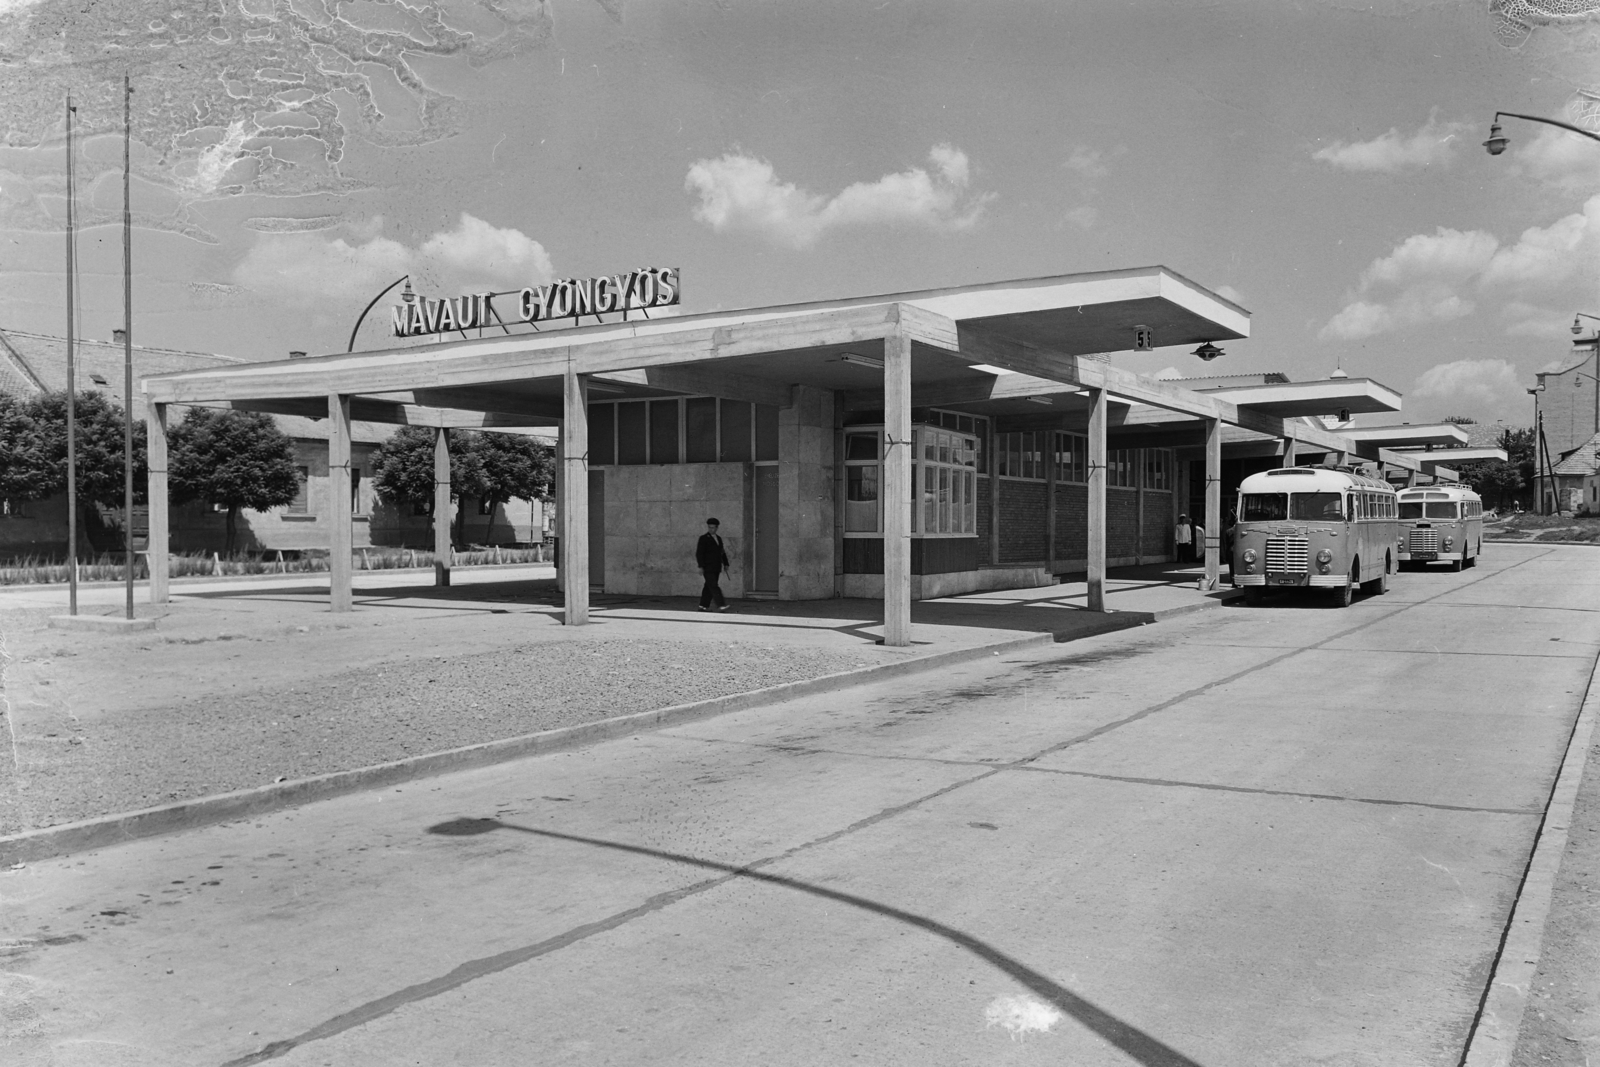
1550, 431, 1600, 515
0, 328, 544, 559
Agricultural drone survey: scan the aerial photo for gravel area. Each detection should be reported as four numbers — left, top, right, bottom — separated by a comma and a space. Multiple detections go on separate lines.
1, 637, 873, 834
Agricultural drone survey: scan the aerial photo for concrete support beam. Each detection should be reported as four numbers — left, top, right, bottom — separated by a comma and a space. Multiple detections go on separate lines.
1282, 434, 1296, 468
1087, 386, 1107, 612
1204, 417, 1222, 591
328, 393, 353, 612
145, 402, 169, 604
433, 427, 452, 587
560, 368, 590, 625
1045, 424, 1058, 575
882, 332, 913, 647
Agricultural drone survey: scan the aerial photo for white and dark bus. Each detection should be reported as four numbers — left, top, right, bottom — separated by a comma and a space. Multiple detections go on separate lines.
1396, 485, 1483, 571
1233, 466, 1399, 607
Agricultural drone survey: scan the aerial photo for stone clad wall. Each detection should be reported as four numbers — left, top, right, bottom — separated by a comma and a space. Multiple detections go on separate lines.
601, 463, 749, 598
778, 386, 835, 600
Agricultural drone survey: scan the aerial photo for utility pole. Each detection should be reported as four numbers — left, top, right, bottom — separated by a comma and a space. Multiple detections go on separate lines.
122, 74, 135, 620
65, 93, 78, 615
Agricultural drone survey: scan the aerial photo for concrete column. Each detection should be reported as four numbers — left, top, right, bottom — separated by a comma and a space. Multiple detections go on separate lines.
1045, 427, 1057, 575
988, 419, 1000, 566
328, 393, 353, 612
560, 367, 589, 625
1281, 434, 1297, 469
145, 401, 169, 604
433, 427, 452, 587
1135, 450, 1145, 567
882, 331, 912, 646
1204, 416, 1221, 591
1086, 386, 1107, 612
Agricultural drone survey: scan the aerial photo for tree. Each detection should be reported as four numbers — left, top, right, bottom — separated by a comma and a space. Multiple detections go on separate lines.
1442, 415, 1477, 425
370, 427, 553, 547
1456, 459, 1523, 510
168, 408, 300, 555
0, 390, 146, 507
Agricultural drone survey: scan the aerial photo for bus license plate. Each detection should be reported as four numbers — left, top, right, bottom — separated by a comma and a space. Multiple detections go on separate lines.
1273, 575, 1299, 585
1412, 552, 1436, 561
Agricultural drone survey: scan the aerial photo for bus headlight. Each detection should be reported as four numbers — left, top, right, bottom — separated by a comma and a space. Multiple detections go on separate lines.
1316, 548, 1332, 574
1242, 549, 1257, 564
1443, 536, 1454, 550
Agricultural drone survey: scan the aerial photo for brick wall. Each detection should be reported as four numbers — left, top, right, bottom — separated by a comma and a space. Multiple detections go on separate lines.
1541, 357, 1600, 457
997, 479, 1047, 563
1143, 490, 1174, 556
976, 476, 993, 563
1108, 488, 1139, 557
1054, 483, 1086, 560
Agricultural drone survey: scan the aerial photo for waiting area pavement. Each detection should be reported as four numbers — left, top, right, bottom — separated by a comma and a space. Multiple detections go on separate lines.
0, 561, 1236, 846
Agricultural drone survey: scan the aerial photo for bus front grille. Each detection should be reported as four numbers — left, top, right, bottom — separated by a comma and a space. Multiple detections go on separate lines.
1408, 530, 1439, 553
1266, 538, 1308, 573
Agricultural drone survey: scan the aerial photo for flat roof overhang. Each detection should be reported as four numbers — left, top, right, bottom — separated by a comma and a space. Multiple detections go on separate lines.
1339, 424, 1471, 449
141, 266, 1247, 420
1195, 378, 1402, 418
1392, 447, 1509, 466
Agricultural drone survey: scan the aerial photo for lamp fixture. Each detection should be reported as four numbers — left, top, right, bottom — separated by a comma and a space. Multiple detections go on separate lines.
400, 276, 415, 304
838, 351, 885, 370
1192, 342, 1224, 361
1483, 122, 1507, 156
1025, 395, 1054, 405
1572, 312, 1600, 336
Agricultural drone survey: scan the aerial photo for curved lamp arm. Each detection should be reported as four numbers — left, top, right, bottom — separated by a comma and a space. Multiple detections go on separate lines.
1485, 111, 1600, 155
347, 274, 411, 352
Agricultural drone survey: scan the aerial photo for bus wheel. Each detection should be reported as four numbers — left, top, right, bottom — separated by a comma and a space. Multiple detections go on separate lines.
1367, 563, 1389, 595
1450, 556, 1464, 572
1334, 566, 1356, 608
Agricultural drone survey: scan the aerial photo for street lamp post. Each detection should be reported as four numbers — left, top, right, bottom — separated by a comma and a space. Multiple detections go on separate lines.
1483, 111, 1600, 155
347, 275, 413, 353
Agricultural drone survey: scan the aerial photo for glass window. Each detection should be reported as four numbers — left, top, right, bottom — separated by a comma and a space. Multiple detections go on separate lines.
1425, 502, 1458, 519
845, 432, 878, 461
649, 399, 680, 464
1399, 501, 1424, 519
287, 466, 310, 514
754, 403, 779, 462
845, 464, 880, 533
1291, 492, 1344, 520
1240, 493, 1287, 521
720, 400, 752, 462
685, 397, 717, 463
617, 402, 647, 465
352, 468, 364, 515
589, 403, 616, 465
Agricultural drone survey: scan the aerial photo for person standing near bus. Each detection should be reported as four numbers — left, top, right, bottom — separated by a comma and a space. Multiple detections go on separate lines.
696, 517, 731, 611
1175, 514, 1193, 562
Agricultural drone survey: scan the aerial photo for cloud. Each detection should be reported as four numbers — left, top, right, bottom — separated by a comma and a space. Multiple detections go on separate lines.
1319, 197, 1600, 340
1313, 116, 1468, 173
685, 145, 993, 249
1214, 284, 1246, 306
233, 212, 553, 303
1062, 205, 1098, 230
1501, 301, 1575, 339
1062, 145, 1113, 181
1409, 359, 1526, 422
1510, 123, 1600, 196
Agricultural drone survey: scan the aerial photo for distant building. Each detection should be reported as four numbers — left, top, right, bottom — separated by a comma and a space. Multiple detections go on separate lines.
1535, 339, 1600, 458
0, 328, 547, 559
1549, 432, 1600, 515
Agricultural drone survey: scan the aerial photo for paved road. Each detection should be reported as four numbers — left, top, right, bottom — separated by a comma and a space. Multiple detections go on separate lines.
2, 543, 1594, 1067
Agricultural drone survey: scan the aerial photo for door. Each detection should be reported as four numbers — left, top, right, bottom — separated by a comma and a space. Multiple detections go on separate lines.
587, 469, 605, 589
753, 464, 780, 594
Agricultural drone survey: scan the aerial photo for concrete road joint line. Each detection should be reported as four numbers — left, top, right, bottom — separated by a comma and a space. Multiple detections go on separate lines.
0, 630, 1055, 865
1459, 638, 1600, 1067
213, 554, 1556, 1065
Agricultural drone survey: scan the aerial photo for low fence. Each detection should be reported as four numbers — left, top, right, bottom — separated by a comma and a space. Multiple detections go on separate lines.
0, 546, 552, 586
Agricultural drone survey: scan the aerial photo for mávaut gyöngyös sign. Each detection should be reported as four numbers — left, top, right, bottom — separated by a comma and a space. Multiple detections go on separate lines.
391, 267, 680, 337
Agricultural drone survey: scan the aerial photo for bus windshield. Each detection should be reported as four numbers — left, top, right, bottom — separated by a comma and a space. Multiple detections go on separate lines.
1291, 492, 1344, 520
1239, 493, 1287, 521
1399, 502, 1424, 519
1425, 502, 1458, 519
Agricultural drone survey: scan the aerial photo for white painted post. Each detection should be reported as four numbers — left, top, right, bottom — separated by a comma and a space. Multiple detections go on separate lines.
1086, 387, 1107, 611
328, 393, 353, 612
145, 401, 169, 604
882, 331, 913, 646
433, 427, 452, 586
560, 368, 589, 624
1204, 416, 1222, 592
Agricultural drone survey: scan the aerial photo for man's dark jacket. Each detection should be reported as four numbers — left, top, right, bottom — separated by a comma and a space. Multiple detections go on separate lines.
696, 532, 730, 573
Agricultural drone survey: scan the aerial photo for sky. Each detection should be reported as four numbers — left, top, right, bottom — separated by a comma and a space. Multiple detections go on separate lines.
2, 0, 1599, 427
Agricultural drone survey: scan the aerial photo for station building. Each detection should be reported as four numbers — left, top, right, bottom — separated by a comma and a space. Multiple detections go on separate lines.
140, 266, 1461, 645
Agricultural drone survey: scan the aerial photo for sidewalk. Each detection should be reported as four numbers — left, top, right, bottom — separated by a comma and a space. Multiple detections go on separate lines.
0, 562, 1235, 851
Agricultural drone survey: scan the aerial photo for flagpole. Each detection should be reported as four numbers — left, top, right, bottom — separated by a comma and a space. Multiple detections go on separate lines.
65, 93, 78, 616
122, 74, 135, 620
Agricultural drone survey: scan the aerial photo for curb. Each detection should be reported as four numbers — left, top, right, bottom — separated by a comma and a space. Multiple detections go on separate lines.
0, 561, 556, 596
0, 630, 1048, 866
1461, 646, 1600, 1066
0, 588, 1238, 866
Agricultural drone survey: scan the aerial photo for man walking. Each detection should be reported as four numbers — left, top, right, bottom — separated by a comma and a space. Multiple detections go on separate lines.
696, 517, 731, 612
1175, 513, 1193, 563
